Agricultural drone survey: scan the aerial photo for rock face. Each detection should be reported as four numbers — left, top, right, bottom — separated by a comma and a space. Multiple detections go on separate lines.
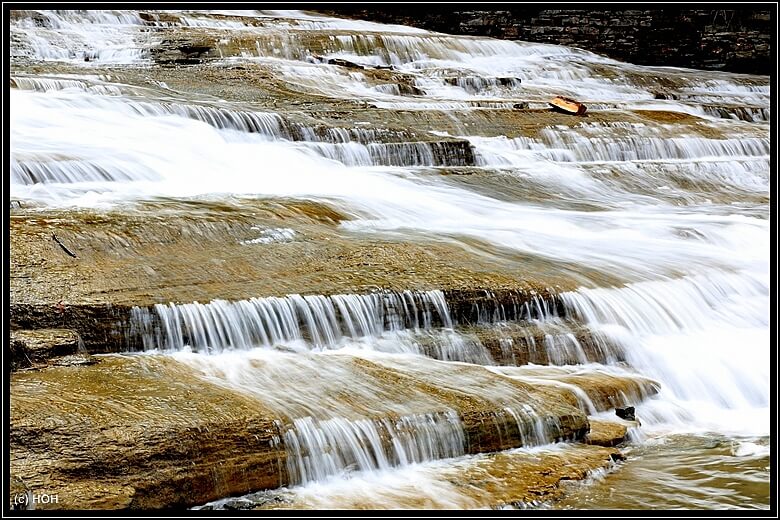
314, 9, 772, 75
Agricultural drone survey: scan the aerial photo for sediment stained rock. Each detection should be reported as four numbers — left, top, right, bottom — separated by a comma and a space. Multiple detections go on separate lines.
584, 419, 629, 447
9, 353, 610, 509
10, 357, 286, 509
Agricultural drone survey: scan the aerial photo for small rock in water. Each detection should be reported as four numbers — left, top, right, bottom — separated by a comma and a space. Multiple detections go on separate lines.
615, 406, 636, 421
652, 91, 680, 100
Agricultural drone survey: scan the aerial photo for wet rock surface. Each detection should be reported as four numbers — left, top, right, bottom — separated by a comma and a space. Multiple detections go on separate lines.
10, 356, 285, 509
8, 9, 769, 511
584, 419, 629, 447
240, 443, 623, 510
9, 329, 82, 370
9, 202, 582, 310
315, 8, 772, 74
10, 200, 597, 357
6, 354, 647, 509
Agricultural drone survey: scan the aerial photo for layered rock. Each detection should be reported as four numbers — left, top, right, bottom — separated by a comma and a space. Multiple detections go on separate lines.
6, 353, 651, 509
313, 9, 772, 74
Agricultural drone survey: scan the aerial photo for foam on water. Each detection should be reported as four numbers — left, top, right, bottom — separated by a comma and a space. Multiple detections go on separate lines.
14, 86, 767, 280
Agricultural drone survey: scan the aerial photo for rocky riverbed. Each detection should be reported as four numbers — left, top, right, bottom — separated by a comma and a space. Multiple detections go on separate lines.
9, 9, 770, 510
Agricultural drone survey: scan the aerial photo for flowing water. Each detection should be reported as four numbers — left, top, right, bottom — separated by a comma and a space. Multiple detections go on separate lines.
9, 9, 771, 510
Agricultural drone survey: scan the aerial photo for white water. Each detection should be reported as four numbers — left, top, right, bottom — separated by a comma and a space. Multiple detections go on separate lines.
560, 269, 770, 436
10, 8, 770, 507
130, 290, 454, 352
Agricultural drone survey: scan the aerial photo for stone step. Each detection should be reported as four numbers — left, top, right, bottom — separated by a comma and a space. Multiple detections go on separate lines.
208, 442, 623, 510
9, 352, 647, 509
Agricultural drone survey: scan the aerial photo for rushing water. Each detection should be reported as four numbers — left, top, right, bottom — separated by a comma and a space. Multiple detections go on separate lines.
9, 9, 770, 510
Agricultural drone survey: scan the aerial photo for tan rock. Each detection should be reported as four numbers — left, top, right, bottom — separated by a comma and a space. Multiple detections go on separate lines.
584, 418, 628, 447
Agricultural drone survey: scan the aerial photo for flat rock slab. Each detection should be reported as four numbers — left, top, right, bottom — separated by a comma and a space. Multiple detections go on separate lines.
10, 202, 581, 309
10, 355, 285, 510
6, 351, 652, 509
585, 418, 629, 447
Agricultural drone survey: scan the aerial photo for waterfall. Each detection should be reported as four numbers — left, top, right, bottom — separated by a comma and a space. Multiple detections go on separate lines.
559, 269, 769, 434
130, 290, 455, 352
280, 412, 466, 485
9, 7, 769, 508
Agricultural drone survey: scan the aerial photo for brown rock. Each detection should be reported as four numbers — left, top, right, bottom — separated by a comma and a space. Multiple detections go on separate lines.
584, 418, 628, 447
9, 353, 601, 510
9, 329, 82, 369
10, 356, 286, 510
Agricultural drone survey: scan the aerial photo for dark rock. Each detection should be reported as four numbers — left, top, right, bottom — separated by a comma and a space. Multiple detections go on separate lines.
395, 83, 425, 96
312, 8, 771, 75
609, 452, 626, 462
615, 406, 636, 421
10, 303, 132, 353
326, 57, 365, 70
30, 12, 52, 28
9, 329, 82, 369
9, 338, 32, 371
497, 77, 522, 86
149, 36, 217, 65
139, 11, 182, 24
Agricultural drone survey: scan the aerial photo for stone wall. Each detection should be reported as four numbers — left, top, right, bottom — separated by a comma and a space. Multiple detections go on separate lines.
315, 8, 773, 75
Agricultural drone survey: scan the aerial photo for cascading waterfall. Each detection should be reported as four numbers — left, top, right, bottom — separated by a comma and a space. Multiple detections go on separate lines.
280, 412, 467, 485
9, 9, 147, 63
558, 269, 770, 435
9, 8, 769, 509
129, 290, 454, 352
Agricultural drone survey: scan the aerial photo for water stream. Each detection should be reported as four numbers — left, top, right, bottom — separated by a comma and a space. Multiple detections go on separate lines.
9, 9, 770, 510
